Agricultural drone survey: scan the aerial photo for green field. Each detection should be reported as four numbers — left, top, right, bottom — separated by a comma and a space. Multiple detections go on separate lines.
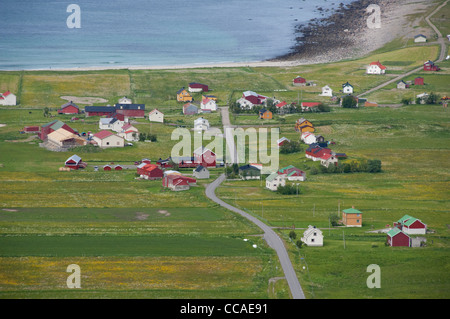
0, 12, 449, 299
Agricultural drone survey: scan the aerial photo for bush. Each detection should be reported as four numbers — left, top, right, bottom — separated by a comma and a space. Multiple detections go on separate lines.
289, 230, 297, 240
296, 240, 303, 248
342, 95, 358, 108
280, 141, 302, 154
276, 184, 299, 195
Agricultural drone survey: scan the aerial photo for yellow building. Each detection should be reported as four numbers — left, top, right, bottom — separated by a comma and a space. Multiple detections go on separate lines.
295, 118, 315, 133
342, 207, 363, 227
177, 87, 193, 102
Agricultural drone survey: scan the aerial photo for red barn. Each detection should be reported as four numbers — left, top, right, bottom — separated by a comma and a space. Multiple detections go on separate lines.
137, 163, 164, 180
58, 101, 80, 114
193, 146, 216, 168
293, 76, 306, 86
115, 104, 146, 118
84, 106, 116, 117
103, 165, 112, 171
423, 60, 440, 71
23, 126, 40, 133
386, 228, 410, 247
414, 77, 424, 85
189, 82, 209, 92
39, 120, 76, 140
242, 91, 267, 105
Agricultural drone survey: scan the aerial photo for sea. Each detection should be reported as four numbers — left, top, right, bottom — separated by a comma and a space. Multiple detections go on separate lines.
0, 0, 354, 70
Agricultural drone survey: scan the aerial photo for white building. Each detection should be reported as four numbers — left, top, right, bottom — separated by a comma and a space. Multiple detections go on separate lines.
301, 132, 317, 145
194, 117, 210, 131
342, 82, 354, 94
148, 109, 164, 123
118, 123, 139, 142
118, 96, 132, 104
92, 131, 125, 148
99, 117, 126, 132
366, 61, 386, 75
319, 85, 333, 97
0, 91, 17, 106
301, 225, 323, 247
414, 34, 427, 43
200, 97, 217, 112
265, 172, 286, 191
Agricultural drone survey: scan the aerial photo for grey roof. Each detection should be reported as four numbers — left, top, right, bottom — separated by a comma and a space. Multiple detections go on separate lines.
115, 103, 145, 110
85, 106, 116, 113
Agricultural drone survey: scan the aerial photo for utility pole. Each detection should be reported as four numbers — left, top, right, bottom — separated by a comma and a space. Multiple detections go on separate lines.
343, 231, 346, 249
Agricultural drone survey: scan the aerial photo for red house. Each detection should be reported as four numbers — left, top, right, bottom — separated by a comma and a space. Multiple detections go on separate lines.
39, 120, 76, 140
137, 163, 164, 180
293, 76, 307, 86
386, 228, 410, 247
242, 91, 267, 105
193, 146, 216, 168
189, 82, 209, 92
162, 174, 197, 191
414, 77, 424, 85
423, 60, 440, 71
58, 101, 80, 114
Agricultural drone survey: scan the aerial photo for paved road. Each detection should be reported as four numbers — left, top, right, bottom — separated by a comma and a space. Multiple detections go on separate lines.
220, 107, 240, 164
358, 0, 448, 98
205, 174, 306, 299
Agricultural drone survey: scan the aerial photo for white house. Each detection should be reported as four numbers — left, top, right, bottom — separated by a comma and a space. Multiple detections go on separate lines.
200, 97, 217, 112
194, 117, 210, 131
118, 123, 139, 142
99, 117, 126, 132
301, 132, 317, 145
148, 109, 164, 123
92, 130, 125, 148
265, 172, 286, 191
397, 80, 408, 89
342, 82, 354, 94
414, 34, 427, 43
301, 225, 323, 247
0, 91, 17, 106
366, 61, 386, 75
193, 165, 210, 179
319, 85, 333, 97
118, 96, 132, 104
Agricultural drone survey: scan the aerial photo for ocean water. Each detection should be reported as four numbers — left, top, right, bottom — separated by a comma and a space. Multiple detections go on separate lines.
0, 0, 354, 70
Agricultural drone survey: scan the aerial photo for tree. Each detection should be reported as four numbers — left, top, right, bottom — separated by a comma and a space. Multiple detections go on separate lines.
329, 213, 340, 226
317, 103, 331, 112
280, 140, 302, 154
426, 92, 438, 105
43, 107, 50, 118
289, 230, 297, 240
367, 159, 382, 173
342, 95, 358, 108
296, 240, 303, 248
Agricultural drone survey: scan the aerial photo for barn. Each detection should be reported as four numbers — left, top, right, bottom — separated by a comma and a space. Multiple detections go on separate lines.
85, 106, 116, 117
193, 146, 216, 168
188, 82, 209, 93
423, 60, 440, 71
293, 76, 306, 86
414, 77, 424, 85
395, 215, 427, 235
58, 101, 80, 114
39, 120, 76, 141
137, 163, 164, 180
65, 154, 87, 170
115, 103, 145, 118
387, 228, 411, 247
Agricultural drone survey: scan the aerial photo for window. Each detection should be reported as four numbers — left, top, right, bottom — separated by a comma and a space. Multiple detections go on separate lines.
106, 142, 110, 145
357, 220, 360, 223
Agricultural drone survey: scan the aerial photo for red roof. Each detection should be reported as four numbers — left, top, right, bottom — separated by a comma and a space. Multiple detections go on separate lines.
301, 102, 320, 108
370, 61, 386, 70
276, 101, 287, 108
93, 130, 114, 139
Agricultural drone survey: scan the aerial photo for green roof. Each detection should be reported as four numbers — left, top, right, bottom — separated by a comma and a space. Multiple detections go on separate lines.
387, 227, 403, 237
266, 172, 279, 182
404, 217, 420, 227
397, 214, 413, 224
342, 208, 363, 215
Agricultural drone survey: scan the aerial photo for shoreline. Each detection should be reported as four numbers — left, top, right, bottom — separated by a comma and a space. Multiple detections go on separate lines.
0, 0, 434, 72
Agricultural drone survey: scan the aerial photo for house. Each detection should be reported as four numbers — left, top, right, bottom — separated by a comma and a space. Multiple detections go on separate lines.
259, 109, 273, 120
423, 60, 440, 71
397, 80, 408, 89
162, 174, 197, 191
99, 116, 126, 132
278, 165, 306, 181
118, 123, 139, 142
276, 101, 289, 113
193, 165, 210, 179
416, 93, 429, 104
92, 130, 124, 148
301, 132, 317, 145
301, 225, 323, 247
277, 137, 290, 147
395, 215, 427, 235
319, 85, 333, 97
295, 118, 315, 133
342, 207, 363, 227
84, 106, 116, 117
320, 153, 338, 168
58, 101, 80, 114
386, 228, 411, 247
118, 96, 132, 104
0, 91, 17, 106
188, 82, 209, 93
237, 91, 269, 109
414, 77, 424, 86
39, 120, 76, 141
194, 117, 210, 131
115, 103, 145, 118
65, 154, 87, 170
342, 82, 354, 94
177, 88, 193, 102
193, 146, 216, 167
148, 109, 164, 123
301, 102, 320, 112
200, 96, 217, 112
305, 143, 331, 162
183, 103, 198, 115
293, 76, 307, 86
239, 164, 261, 180
47, 128, 86, 149
137, 163, 164, 180
265, 172, 286, 191
203, 95, 217, 101
366, 61, 386, 74
414, 34, 427, 43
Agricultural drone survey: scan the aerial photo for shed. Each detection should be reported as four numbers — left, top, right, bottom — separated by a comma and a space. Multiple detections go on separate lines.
387, 228, 410, 247
414, 77, 424, 86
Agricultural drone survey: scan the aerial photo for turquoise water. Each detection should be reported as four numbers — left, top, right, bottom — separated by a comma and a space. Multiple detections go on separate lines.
0, 0, 353, 70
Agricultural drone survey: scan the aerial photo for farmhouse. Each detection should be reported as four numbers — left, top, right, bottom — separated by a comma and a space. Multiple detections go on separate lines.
259, 109, 273, 120
85, 106, 116, 117
148, 109, 164, 123
319, 85, 333, 97
92, 130, 124, 148
386, 227, 411, 247
395, 215, 427, 235
414, 34, 427, 43
162, 174, 197, 191
137, 163, 164, 180
320, 153, 338, 168
65, 154, 87, 170
295, 118, 315, 133
366, 61, 386, 74
265, 172, 286, 191
194, 117, 210, 131
239, 164, 261, 180
423, 60, 440, 71
0, 91, 16, 106
293, 76, 307, 86
301, 102, 320, 112
183, 103, 198, 115
118, 123, 139, 142
193, 165, 210, 179
237, 91, 268, 109
342, 82, 354, 94
305, 143, 332, 162
301, 226, 323, 247
188, 82, 209, 93
58, 101, 80, 114
342, 207, 363, 227
278, 165, 306, 181
39, 120, 76, 141
193, 146, 216, 167
47, 128, 86, 149
200, 96, 217, 112
177, 88, 193, 102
